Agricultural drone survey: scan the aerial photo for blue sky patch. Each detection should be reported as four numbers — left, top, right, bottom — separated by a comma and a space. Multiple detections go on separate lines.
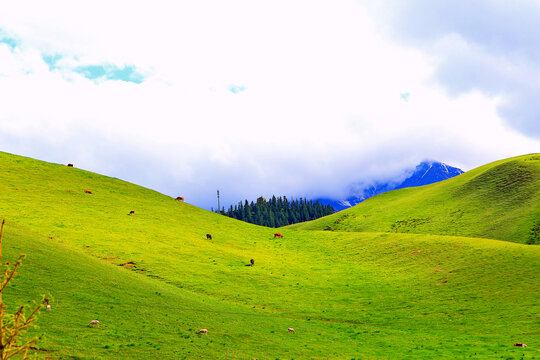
0, 31, 19, 50
400, 92, 410, 102
40, 54, 145, 84
74, 64, 145, 84
229, 85, 246, 94
42, 54, 63, 71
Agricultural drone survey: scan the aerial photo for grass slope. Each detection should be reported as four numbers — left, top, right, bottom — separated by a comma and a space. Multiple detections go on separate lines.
0, 151, 539, 359
290, 154, 540, 244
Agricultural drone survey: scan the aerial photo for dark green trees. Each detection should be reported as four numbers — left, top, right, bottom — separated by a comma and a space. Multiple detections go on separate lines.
221, 196, 334, 227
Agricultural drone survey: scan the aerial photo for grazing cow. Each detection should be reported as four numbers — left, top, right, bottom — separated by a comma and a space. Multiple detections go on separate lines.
197, 329, 208, 335
514, 343, 527, 347
288, 327, 295, 334
89, 320, 100, 327
46, 304, 52, 311
250, 259, 255, 266
176, 196, 184, 201
274, 233, 284, 239
129, 210, 135, 215
206, 234, 212, 240
67, 163, 74, 167
84, 190, 93, 194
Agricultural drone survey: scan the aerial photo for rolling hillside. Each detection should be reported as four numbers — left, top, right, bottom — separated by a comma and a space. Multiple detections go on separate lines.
291, 154, 540, 244
0, 151, 538, 359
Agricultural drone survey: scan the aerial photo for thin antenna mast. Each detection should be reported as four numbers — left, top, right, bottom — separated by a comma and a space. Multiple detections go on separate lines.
217, 190, 220, 213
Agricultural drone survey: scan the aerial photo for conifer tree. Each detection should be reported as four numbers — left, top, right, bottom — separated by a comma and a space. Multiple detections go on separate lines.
221, 196, 335, 227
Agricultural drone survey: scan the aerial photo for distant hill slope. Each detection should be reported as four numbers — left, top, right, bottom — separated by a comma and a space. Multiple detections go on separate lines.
291, 154, 540, 244
318, 160, 464, 211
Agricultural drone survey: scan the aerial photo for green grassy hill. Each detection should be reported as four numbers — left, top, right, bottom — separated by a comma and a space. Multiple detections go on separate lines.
290, 154, 540, 244
0, 151, 538, 359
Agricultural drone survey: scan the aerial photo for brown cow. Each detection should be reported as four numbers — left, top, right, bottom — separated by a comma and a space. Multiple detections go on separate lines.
89, 320, 100, 327
250, 259, 255, 266
84, 190, 93, 194
197, 329, 208, 335
514, 343, 527, 347
176, 196, 184, 201
67, 163, 74, 167
288, 327, 295, 334
274, 233, 284, 239
129, 210, 135, 215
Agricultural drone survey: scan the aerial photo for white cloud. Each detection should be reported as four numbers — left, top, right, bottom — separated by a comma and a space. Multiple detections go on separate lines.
367, 0, 540, 136
0, 1, 539, 208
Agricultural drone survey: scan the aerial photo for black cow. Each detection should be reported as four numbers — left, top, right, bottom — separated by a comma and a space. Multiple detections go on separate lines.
206, 234, 212, 240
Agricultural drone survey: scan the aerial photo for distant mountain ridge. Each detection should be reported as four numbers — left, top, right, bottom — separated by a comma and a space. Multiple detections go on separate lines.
318, 161, 464, 211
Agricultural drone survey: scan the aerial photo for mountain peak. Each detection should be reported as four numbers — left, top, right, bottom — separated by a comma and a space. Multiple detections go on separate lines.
317, 160, 464, 211
401, 161, 464, 188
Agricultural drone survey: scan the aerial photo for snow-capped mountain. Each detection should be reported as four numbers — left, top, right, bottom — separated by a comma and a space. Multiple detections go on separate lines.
317, 161, 464, 211
399, 161, 464, 188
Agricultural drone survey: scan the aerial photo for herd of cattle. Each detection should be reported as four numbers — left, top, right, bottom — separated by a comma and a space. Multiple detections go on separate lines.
70, 164, 293, 335
68, 162, 531, 346
87, 322, 294, 336
80, 227, 292, 335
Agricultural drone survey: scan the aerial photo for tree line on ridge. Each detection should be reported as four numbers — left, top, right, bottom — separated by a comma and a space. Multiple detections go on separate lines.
218, 196, 335, 227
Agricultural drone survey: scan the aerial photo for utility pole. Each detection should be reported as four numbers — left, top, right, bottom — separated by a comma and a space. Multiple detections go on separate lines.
217, 190, 220, 213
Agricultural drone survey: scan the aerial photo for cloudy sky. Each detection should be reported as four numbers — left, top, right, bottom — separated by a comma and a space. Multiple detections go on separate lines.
1, 1, 539, 209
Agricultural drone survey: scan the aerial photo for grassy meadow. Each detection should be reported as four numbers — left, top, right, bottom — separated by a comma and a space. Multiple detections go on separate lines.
0, 151, 538, 359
